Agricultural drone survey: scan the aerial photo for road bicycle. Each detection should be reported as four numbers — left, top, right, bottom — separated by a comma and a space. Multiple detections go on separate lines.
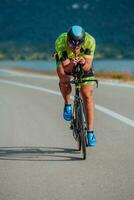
63, 64, 98, 160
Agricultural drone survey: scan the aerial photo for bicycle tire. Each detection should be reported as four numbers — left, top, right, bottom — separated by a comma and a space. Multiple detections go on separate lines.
73, 103, 81, 151
78, 102, 87, 160
77, 133, 81, 151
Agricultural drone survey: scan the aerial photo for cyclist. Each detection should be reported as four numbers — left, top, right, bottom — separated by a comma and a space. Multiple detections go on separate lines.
55, 25, 96, 147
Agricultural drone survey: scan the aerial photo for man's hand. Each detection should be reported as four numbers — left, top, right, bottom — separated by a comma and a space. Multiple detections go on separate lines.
77, 57, 86, 65
73, 56, 93, 72
72, 57, 86, 65
72, 57, 79, 66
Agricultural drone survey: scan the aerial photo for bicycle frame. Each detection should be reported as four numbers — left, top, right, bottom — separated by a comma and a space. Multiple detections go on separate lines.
72, 81, 87, 132
71, 82, 87, 158
62, 63, 98, 159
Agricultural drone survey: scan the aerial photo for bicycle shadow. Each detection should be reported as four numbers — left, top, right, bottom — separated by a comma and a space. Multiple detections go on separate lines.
0, 146, 82, 161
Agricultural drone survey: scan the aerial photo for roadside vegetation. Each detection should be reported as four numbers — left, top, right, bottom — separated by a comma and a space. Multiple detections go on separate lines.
14, 68, 134, 83
0, 43, 134, 61
95, 71, 134, 82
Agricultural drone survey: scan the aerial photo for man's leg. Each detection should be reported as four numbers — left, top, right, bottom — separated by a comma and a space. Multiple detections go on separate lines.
81, 84, 94, 131
81, 84, 96, 146
57, 66, 72, 121
57, 66, 72, 104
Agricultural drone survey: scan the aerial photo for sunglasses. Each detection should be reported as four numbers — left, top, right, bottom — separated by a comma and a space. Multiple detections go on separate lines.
69, 41, 82, 49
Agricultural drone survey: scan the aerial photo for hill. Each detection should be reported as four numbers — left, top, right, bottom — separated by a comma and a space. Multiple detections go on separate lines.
0, 0, 133, 59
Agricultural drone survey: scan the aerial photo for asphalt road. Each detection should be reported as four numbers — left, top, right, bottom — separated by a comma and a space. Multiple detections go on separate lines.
0, 69, 134, 200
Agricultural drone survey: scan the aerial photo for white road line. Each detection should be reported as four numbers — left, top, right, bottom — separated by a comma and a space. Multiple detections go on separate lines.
0, 79, 134, 128
0, 69, 58, 80
95, 105, 134, 128
100, 80, 134, 88
0, 79, 60, 96
0, 69, 134, 88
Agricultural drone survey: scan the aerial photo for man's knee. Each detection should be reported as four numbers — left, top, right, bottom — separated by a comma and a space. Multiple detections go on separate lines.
82, 85, 94, 93
59, 81, 71, 89
57, 66, 65, 78
81, 86, 94, 100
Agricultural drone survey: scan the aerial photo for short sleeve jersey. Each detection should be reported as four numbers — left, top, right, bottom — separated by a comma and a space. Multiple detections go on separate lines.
55, 32, 96, 66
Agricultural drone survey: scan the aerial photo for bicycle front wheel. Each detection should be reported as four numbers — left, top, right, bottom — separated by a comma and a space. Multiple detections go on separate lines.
73, 104, 81, 151
78, 102, 87, 160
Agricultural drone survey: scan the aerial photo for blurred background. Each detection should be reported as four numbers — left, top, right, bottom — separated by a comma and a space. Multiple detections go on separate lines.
0, 0, 134, 77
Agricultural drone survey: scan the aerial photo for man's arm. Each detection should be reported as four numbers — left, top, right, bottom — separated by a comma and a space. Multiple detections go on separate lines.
76, 56, 93, 72
82, 36, 96, 72
59, 51, 75, 74
61, 59, 75, 74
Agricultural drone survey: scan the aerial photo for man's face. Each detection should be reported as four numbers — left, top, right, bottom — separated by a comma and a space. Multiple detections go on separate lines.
69, 42, 82, 52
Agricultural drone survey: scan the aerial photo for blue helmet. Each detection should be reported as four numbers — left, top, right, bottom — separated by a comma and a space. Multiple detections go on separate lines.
67, 25, 85, 46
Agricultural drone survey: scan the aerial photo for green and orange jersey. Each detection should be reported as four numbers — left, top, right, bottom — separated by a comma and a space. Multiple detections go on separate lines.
55, 32, 96, 67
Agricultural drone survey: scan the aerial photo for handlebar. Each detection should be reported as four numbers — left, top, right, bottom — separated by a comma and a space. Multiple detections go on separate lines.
60, 79, 98, 88
61, 63, 99, 88
70, 79, 98, 88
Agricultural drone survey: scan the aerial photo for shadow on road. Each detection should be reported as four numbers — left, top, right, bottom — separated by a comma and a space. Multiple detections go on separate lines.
0, 146, 82, 161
